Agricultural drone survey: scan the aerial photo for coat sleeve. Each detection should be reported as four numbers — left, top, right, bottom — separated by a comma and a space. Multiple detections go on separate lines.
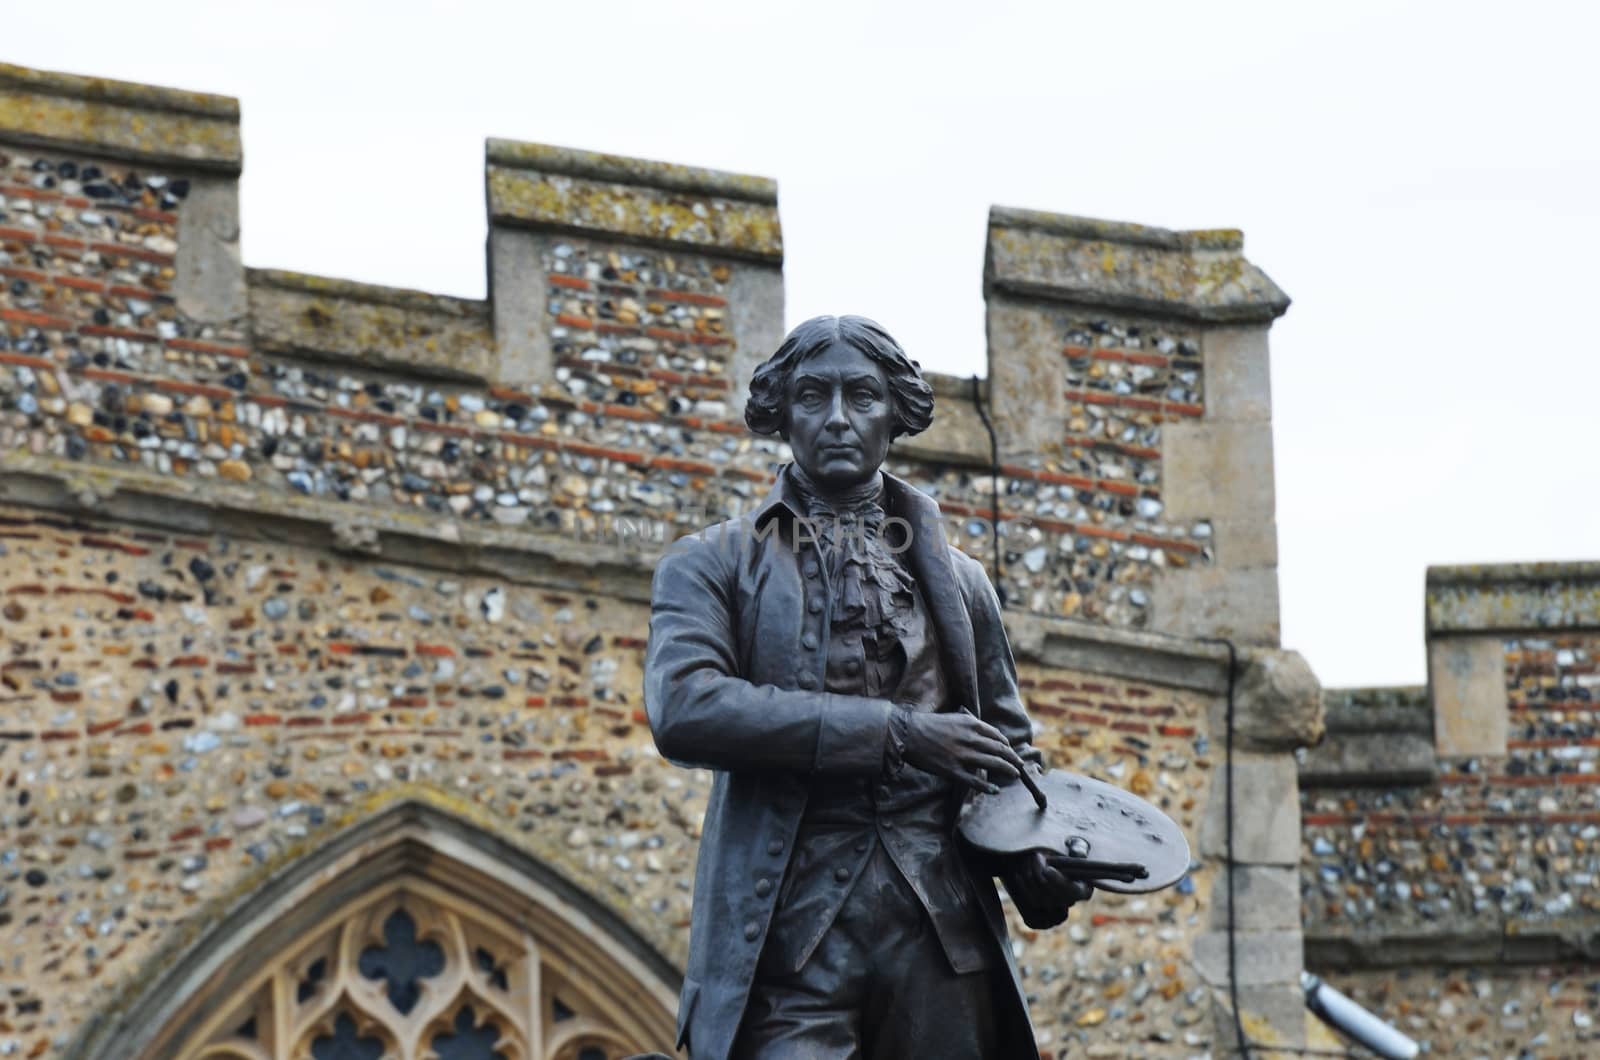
643, 530, 894, 775
956, 550, 1043, 769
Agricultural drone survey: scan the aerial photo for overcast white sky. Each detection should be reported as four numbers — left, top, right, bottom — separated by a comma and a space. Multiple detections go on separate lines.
10, 0, 1598, 688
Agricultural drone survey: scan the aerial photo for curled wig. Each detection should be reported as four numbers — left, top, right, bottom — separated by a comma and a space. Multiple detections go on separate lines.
744, 315, 935, 440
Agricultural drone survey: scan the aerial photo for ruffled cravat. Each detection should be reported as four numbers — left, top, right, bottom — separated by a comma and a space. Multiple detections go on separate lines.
787, 466, 917, 658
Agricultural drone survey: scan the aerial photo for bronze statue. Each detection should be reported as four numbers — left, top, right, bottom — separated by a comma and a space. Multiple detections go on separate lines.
643, 315, 1105, 1059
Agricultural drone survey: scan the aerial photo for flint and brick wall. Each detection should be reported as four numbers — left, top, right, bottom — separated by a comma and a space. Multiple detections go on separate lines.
1301, 564, 1600, 1055
0, 502, 1250, 1059
0, 62, 1310, 1059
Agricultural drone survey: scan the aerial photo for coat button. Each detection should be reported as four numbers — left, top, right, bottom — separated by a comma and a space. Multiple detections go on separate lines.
854, 840, 868, 854
804, 562, 819, 578
756, 878, 773, 897
807, 598, 823, 614
844, 658, 861, 676
798, 672, 818, 690
768, 839, 783, 855
744, 921, 761, 941
834, 866, 851, 883
801, 633, 818, 650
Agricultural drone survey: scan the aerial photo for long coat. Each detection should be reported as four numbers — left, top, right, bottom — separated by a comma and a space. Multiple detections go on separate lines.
643, 469, 1041, 1060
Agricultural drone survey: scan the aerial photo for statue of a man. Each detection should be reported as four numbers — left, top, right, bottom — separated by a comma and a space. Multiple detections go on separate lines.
644, 315, 1091, 1059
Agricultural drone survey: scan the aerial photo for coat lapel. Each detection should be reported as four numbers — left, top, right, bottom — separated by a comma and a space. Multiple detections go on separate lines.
884, 474, 983, 716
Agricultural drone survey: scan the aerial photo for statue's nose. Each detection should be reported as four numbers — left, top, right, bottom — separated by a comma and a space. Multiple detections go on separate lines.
825, 391, 850, 430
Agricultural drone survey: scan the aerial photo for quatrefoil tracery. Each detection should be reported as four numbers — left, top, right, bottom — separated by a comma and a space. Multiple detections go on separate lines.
186, 881, 639, 1060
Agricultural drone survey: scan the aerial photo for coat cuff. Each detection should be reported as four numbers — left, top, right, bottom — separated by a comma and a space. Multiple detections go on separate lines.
812, 694, 894, 774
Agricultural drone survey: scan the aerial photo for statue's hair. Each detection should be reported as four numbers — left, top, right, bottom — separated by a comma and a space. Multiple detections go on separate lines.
745, 315, 935, 440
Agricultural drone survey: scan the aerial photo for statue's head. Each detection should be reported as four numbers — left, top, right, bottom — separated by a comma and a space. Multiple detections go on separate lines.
745, 315, 934, 492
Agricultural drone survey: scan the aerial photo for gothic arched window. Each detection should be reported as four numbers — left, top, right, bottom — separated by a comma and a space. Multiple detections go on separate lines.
73, 800, 678, 1060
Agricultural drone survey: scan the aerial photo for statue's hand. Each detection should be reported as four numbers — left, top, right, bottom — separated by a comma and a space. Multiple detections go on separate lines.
1003, 850, 1096, 930
898, 710, 1027, 793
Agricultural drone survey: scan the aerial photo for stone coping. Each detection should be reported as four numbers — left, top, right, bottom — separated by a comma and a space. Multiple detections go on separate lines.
248, 268, 488, 319
924, 370, 988, 403
0, 63, 238, 119
487, 138, 776, 204
1006, 612, 1235, 693
247, 269, 496, 383
989, 206, 1243, 252
1427, 561, 1600, 635
1321, 686, 1432, 732
486, 140, 783, 263
1428, 560, 1600, 587
985, 206, 1290, 323
1306, 916, 1600, 970
0, 61, 242, 173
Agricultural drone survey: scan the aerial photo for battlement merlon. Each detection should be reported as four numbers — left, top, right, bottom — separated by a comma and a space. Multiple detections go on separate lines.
1426, 561, 1600, 636
1423, 561, 1600, 761
484, 139, 780, 262
984, 205, 1290, 324
980, 205, 1291, 646
0, 62, 241, 173
484, 138, 785, 392
0, 64, 248, 325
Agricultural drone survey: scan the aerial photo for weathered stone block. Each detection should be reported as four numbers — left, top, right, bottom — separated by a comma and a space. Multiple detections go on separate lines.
0, 62, 241, 172
488, 227, 551, 386
1229, 647, 1323, 751
1426, 561, 1600, 634
1209, 983, 1309, 1056
724, 262, 786, 424
1200, 325, 1273, 424
983, 294, 1071, 463
1200, 752, 1300, 865
249, 270, 494, 383
892, 374, 991, 467
486, 139, 781, 263
1193, 929, 1305, 988
1209, 515, 1279, 569
1149, 564, 1281, 646
1206, 865, 1302, 932
176, 176, 246, 326
984, 208, 1290, 324
1428, 636, 1508, 758
1299, 731, 1435, 787
1162, 419, 1277, 525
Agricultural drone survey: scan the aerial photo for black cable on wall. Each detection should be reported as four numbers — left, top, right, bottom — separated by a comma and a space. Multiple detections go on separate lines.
971, 374, 1005, 608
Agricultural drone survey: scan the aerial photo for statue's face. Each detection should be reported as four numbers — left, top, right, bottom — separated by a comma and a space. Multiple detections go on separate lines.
784, 341, 894, 492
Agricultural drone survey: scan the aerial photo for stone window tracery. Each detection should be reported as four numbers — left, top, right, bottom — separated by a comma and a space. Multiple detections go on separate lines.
180, 877, 644, 1060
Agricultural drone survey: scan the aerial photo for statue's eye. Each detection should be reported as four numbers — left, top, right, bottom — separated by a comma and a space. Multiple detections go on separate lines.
796, 387, 826, 409
851, 388, 880, 409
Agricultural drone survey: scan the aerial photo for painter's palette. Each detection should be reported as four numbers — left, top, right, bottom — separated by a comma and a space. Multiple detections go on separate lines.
957, 768, 1191, 894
